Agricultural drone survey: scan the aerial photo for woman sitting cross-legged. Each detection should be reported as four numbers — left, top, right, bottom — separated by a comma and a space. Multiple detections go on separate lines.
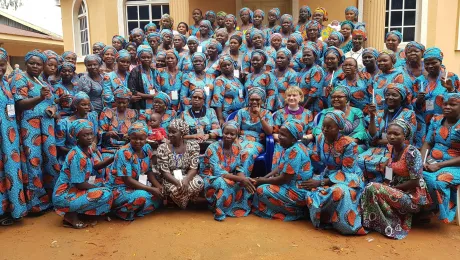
252, 120, 313, 221
53, 119, 114, 229
109, 121, 164, 221
361, 119, 431, 239
200, 121, 253, 221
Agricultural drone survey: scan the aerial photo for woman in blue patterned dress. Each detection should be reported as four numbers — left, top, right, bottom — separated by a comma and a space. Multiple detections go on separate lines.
130, 28, 145, 48
323, 46, 344, 107
100, 46, 117, 74
264, 8, 281, 43
305, 20, 328, 58
252, 120, 313, 221
304, 110, 366, 235
146, 33, 160, 65
211, 56, 245, 125
279, 14, 294, 48
233, 87, 274, 175
53, 119, 113, 228
241, 29, 274, 74
345, 6, 365, 30
109, 121, 163, 220
326, 31, 344, 48
190, 9, 203, 36
361, 119, 431, 239
154, 49, 182, 111
422, 93, 460, 224
173, 34, 189, 60
244, 50, 278, 112
201, 121, 253, 221
12, 50, 60, 213
180, 36, 198, 74
128, 45, 156, 110
102, 50, 130, 107
358, 83, 417, 183
401, 41, 426, 84
54, 62, 78, 118
361, 47, 380, 80
385, 30, 406, 68
203, 39, 222, 78
339, 21, 354, 54
273, 48, 298, 108
298, 42, 326, 116
158, 29, 173, 52
0, 48, 27, 224
295, 5, 311, 40
42, 50, 60, 86
286, 32, 304, 72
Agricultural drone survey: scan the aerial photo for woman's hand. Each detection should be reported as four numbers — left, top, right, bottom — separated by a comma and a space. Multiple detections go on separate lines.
106, 131, 120, 139
240, 177, 256, 194
416, 92, 426, 106
148, 187, 164, 199
219, 118, 225, 126
368, 103, 377, 118
40, 87, 50, 100
440, 78, 455, 92
59, 94, 72, 105
179, 175, 190, 192
298, 179, 321, 190
424, 163, 441, 172
131, 95, 142, 102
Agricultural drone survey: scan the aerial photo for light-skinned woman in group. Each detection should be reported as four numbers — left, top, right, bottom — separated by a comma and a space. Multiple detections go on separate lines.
358, 83, 417, 183
273, 48, 298, 107
201, 121, 253, 221
304, 110, 366, 235
102, 49, 130, 108
109, 121, 163, 221
252, 120, 313, 221
154, 49, 183, 111
361, 119, 430, 239
77, 55, 104, 114
12, 50, 60, 213
422, 93, 460, 224
128, 45, 156, 110
295, 5, 312, 40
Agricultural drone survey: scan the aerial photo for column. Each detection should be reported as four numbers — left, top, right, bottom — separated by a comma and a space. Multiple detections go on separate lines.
169, 0, 189, 26
363, 0, 386, 50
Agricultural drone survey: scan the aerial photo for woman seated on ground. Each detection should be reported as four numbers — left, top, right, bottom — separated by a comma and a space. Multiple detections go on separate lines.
128, 45, 156, 110
201, 121, 252, 221
361, 119, 431, 239
273, 48, 298, 107
313, 86, 367, 153
56, 92, 98, 164
233, 87, 274, 175
358, 83, 416, 183
422, 93, 460, 224
304, 110, 365, 235
252, 120, 313, 221
99, 88, 139, 159
77, 55, 104, 114
53, 119, 113, 229
157, 119, 204, 209
54, 62, 78, 118
102, 50, 130, 107
99, 46, 117, 74
109, 121, 163, 221
141, 92, 176, 133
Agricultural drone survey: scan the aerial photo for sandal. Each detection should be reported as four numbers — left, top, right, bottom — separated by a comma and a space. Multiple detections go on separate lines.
63, 219, 88, 229
0, 215, 14, 226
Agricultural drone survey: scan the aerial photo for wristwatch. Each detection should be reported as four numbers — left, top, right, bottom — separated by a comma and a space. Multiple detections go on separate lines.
320, 179, 326, 186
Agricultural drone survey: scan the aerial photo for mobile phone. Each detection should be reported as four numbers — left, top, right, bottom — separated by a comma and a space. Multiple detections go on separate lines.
426, 158, 437, 165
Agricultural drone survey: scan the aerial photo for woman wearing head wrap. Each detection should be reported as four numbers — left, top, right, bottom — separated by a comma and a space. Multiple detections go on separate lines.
298, 42, 326, 116
62, 51, 77, 65
109, 120, 163, 220
237, 7, 254, 35
204, 39, 222, 77
358, 83, 417, 183
101, 49, 130, 107
402, 41, 426, 82
130, 28, 145, 47
12, 49, 60, 213
339, 20, 355, 53
385, 30, 406, 68
252, 120, 313, 221
54, 62, 78, 118
421, 93, 460, 224
92, 42, 106, 55
303, 109, 365, 235
173, 33, 189, 59
266, 8, 281, 32
76, 55, 104, 113
252, 9, 265, 32
296, 5, 312, 39
273, 49, 298, 106
216, 11, 227, 29
99, 88, 139, 159
215, 28, 230, 54
224, 14, 241, 40
140, 91, 176, 132
53, 119, 113, 228
362, 118, 430, 239
158, 29, 173, 52
112, 35, 127, 52
154, 49, 183, 111
361, 47, 380, 79
157, 118, 204, 209
279, 14, 294, 47
211, 55, 245, 123
344, 29, 367, 70
100, 46, 118, 74
160, 14, 175, 36
42, 50, 61, 85
345, 6, 366, 30
0, 48, 27, 224
286, 32, 304, 72
326, 30, 344, 48
313, 85, 367, 153
144, 22, 157, 34
190, 8, 204, 36
305, 20, 328, 58
312, 7, 328, 26
241, 29, 274, 74
205, 10, 217, 30
127, 45, 156, 110
178, 36, 199, 73
197, 20, 214, 46
200, 121, 252, 221
146, 33, 160, 58
233, 87, 274, 174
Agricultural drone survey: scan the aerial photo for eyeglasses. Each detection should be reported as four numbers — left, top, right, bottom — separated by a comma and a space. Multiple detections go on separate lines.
331, 95, 347, 100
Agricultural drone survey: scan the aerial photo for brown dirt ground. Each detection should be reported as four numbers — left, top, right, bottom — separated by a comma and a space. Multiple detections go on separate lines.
1, 210, 459, 260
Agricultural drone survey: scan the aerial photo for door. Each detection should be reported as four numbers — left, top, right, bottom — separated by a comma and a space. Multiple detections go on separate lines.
240, 0, 292, 26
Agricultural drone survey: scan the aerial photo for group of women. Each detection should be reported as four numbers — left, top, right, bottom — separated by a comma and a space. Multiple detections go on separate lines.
0, 5, 459, 241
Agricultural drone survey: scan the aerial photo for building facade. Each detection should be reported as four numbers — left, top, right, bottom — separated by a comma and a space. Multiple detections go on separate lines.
59, 0, 460, 73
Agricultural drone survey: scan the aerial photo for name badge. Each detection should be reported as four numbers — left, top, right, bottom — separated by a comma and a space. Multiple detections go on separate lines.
88, 175, 96, 185
238, 89, 244, 99
139, 174, 148, 185
197, 46, 203, 53
7, 104, 15, 117
426, 100, 435, 111
197, 126, 204, 135
322, 86, 327, 97
233, 70, 240, 78
385, 166, 393, 181
171, 90, 178, 100
173, 169, 183, 181
149, 89, 156, 95
204, 87, 210, 96
381, 133, 387, 140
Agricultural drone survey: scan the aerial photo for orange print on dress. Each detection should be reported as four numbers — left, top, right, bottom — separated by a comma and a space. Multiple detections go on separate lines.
223, 194, 233, 208
268, 184, 280, 193
11, 150, 20, 163
346, 210, 356, 226
331, 211, 339, 223
55, 183, 69, 196
87, 190, 103, 200
7, 127, 16, 143
332, 187, 344, 202
29, 157, 40, 167
437, 173, 453, 183
27, 118, 40, 129
352, 91, 365, 100
431, 149, 443, 160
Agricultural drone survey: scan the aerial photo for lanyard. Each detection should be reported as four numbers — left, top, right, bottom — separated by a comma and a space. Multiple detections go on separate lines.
221, 142, 233, 170
116, 72, 127, 86
384, 107, 403, 132
190, 107, 204, 127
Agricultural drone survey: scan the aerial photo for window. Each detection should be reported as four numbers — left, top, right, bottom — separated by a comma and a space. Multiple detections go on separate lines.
385, 0, 418, 42
77, 1, 89, 56
125, 0, 169, 35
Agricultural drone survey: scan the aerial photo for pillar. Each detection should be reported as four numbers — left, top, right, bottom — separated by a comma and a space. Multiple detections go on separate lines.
363, 0, 386, 50
169, 0, 189, 28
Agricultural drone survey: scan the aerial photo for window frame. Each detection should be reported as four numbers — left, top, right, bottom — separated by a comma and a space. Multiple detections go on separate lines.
77, 1, 89, 56
124, 0, 170, 36
385, 0, 421, 44
72, 0, 91, 60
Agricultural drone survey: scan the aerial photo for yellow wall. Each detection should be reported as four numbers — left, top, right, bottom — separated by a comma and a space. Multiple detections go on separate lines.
298, 0, 357, 23
188, 0, 236, 25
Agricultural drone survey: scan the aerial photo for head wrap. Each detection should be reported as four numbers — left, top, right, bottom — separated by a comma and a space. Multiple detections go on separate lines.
191, 52, 207, 67
345, 6, 359, 20
112, 35, 127, 48
69, 119, 93, 144
160, 29, 173, 41
225, 14, 238, 28
116, 49, 131, 61
324, 110, 346, 130
136, 45, 153, 58
239, 7, 253, 23
331, 85, 351, 101
385, 30, 402, 42
269, 8, 281, 20
84, 54, 102, 66
160, 14, 174, 29
25, 50, 47, 63
58, 62, 76, 73
175, 33, 187, 44
251, 49, 268, 64
248, 87, 266, 103
284, 120, 304, 140
114, 88, 132, 99
329, 31, 344, 44
164, 49, 179, 61
379, 49, 396, 64
250, 28, 265, 41
405, 41, 425, 53
205, 39, 223, 54
443, 93, 460, 103
215, 28, 229, 38
93, 42, 106, 49
125, 42, 138, 50
385, 83, 409, 105
306, 20, 322, 30
270, 33, 282, 42
222, 121, 240, 135
191, 88, 207, 101
217, 11, 227, 17
169, 118, 190, 136
363, 47, 379, 59
71, 91, 91, 111
43, 50, 60, 64
340, 20, 355, 31
254, 9, 265, 19
154, 91, 171, 107
128, 120, 148, 136
147, 32, 161, 42
423, 47, 443, 62
277, 48, 292, 60
131, 28, 145, 37
219, 55, 234, 68
144, 22, 157, 32
280, 14, 293, 26
303, 42, 321, 63
352, 29, 367, 40
187, 36, 199, 44
388, 118, 412, 140
325, 46, 345, 65
300, 5, 312, 18
199, 20, 214, 37
289, 32, 303, 47
0, 48, 7, 61
205, 10, 216, 20
314, 7, 328, 21
101, 46, 118, 56
62, 51, 77, 60
156, 50, 167, 59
